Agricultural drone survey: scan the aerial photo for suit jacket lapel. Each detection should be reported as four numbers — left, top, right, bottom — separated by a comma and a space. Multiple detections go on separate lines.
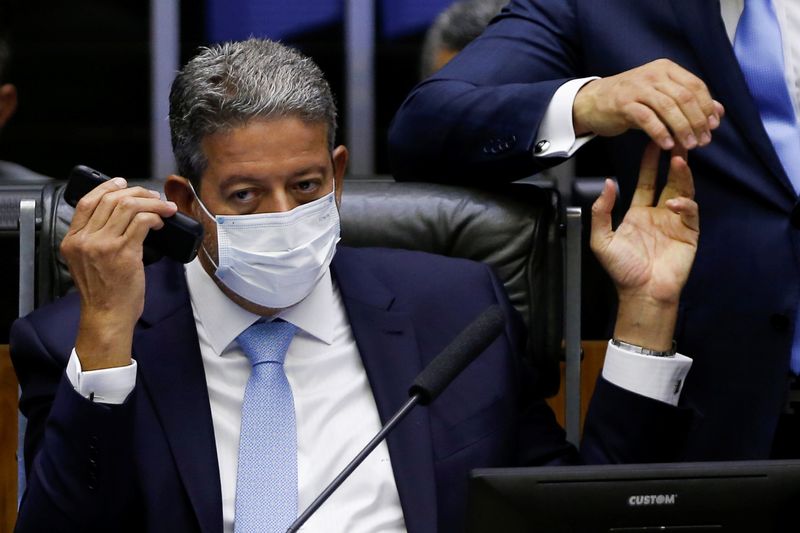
134, 260, 223, 533
332, 249, 439, 533
669, 0, 795, 195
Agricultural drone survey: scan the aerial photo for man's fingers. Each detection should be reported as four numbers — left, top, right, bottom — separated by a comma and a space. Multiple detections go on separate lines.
631, 142, 660, 207
71, 177, 127, 231
83, 186, 163, 233
626, 101, 675, 150
636, 89, 699, 149
102, 196, 177, 238
625, 59, 720, 150
590, 178, 617, 254
654, 81, 711, 146
123, 211, 168, 245
664, 62, 717, 121
658, 152, 694, 207
665, 197, 700, 233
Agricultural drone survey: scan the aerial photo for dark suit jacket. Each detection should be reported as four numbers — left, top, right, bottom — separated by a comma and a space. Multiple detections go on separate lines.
11, 247, 690, 532
389, 0, 799, 460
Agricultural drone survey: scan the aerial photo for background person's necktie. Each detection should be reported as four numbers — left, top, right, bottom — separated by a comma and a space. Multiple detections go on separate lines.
234, 319, 299, 533
734, 0, 800, 374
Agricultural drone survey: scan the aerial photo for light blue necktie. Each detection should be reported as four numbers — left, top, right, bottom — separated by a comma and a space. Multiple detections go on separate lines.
234, 319, 299, 533
734, 0, 800, 373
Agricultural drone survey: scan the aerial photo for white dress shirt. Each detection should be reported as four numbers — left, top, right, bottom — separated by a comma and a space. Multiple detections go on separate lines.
69, 258, 406, 533
535, 0, 800, 157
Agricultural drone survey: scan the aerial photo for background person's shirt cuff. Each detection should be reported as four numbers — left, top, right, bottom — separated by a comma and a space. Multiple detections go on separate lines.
66, 348, 137, 404
534, 77, 599, 157
602, 340, 692, 406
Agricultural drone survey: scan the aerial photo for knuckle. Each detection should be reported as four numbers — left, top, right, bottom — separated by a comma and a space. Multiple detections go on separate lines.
59, 238, 75, 258
119, 196, 139, 211
134, 211, 161, 228
641, 70, 659, 83
75, 195, 96, 213
675, 88, 694, 106
690, 116, 707, 130
656, 92, 676, 110
98, 193, 118, 210
630, 106, 656, 126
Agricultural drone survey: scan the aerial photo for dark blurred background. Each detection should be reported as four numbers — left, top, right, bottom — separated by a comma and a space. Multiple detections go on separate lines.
0, 0, 612, 181
0, 0, 461, 180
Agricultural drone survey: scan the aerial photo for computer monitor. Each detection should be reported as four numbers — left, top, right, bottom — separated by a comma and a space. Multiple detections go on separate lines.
467, 460, 800, 532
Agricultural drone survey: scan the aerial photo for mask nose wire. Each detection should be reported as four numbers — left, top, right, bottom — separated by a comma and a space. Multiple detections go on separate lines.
187, 176, 336, 269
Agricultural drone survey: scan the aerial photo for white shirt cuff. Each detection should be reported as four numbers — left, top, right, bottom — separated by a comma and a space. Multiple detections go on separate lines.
65, 348, 137, 405
534, 77, 599, 157
601, 340, 692, 406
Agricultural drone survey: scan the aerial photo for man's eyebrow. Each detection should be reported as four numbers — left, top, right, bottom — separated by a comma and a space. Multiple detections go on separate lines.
287, 164, 329, 179
218, 175, 263, 187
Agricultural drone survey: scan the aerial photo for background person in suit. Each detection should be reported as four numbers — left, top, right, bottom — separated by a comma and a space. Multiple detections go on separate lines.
419, 0, 507, 79
389, 0, 800, 461
12, 38, 698, 533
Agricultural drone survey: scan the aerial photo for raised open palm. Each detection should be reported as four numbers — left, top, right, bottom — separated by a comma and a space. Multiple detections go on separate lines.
591, 142, 699, 307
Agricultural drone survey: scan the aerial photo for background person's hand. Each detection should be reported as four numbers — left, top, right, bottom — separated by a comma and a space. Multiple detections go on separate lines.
591, 142, 699, 351
573, 58, 725, 151
60, 178, 177, 370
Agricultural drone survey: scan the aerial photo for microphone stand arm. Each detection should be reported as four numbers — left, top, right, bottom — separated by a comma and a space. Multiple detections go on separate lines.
286, 393, 421, 532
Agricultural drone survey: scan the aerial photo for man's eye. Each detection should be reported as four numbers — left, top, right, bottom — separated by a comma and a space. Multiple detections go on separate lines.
233, 190, 254, 201
296, 181, 318, 192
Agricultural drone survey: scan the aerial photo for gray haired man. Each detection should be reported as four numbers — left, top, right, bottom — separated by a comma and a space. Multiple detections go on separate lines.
420, 0, 508, 78
13, 37, 699, 533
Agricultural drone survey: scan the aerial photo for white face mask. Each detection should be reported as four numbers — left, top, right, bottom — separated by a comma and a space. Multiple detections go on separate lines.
191, 183, 341, 309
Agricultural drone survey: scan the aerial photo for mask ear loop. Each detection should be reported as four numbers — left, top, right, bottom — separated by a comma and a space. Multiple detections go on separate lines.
187, 181, 217, 222
187, 181, 221, 270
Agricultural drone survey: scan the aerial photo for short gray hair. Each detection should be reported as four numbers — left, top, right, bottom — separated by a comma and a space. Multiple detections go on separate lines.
169, 38, 337, 185
421, 0, 508, 78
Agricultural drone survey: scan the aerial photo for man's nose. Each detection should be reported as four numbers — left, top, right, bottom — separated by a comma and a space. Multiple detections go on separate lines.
260, 191, 297, 213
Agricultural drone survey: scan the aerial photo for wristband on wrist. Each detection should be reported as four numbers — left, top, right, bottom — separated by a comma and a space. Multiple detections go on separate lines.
610, 338, 676, 357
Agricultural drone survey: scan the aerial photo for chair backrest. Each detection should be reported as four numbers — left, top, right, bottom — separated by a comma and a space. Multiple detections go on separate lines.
0, 185, 48, 344
30, 178, 565, 396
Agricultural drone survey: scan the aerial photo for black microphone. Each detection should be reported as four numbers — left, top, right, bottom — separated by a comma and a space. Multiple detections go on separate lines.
286, 304, 506, 532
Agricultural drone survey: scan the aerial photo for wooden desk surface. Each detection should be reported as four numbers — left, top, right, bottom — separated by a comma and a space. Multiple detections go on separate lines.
545, 340, 607, 433
0, 345, 17, 533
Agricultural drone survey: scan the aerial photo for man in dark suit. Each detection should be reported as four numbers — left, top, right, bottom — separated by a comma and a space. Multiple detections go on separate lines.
389, 0, 800, 461
12, 38, 699, 532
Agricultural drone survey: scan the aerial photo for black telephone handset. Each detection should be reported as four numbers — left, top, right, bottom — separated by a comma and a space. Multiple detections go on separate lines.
63, 165, 204, 264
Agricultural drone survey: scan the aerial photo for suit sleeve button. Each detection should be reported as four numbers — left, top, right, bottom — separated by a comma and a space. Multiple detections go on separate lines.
534, 140, 550, 154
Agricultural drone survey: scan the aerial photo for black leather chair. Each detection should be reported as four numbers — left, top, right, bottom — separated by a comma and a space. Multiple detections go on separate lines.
9, 177, 565, 397
0, 184, 48, 344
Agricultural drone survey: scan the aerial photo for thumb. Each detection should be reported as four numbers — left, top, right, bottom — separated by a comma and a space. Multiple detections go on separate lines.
590, 178, 616, 254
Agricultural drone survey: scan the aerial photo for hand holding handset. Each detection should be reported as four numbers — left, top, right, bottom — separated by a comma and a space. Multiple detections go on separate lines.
64, 165, 204, 263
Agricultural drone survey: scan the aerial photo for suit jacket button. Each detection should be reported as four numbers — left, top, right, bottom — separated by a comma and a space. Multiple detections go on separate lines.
771, 313, 790, 332
534, 140, 550, 154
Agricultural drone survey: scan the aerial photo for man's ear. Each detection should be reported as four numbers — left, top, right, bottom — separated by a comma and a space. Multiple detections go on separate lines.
0, 84, 18, 128
164, 175, 197, 218
332, 145, 348, 205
